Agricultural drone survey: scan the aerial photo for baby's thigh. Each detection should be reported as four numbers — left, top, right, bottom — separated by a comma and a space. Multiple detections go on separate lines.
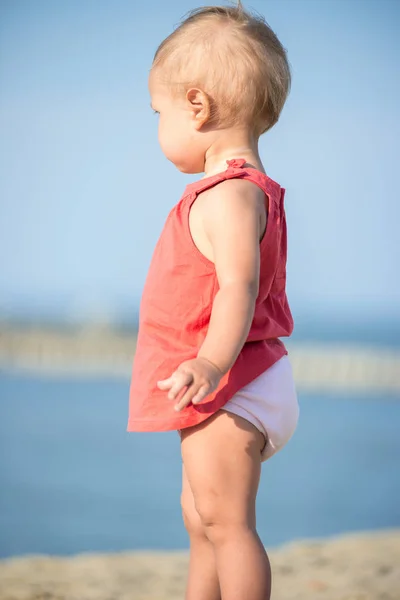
180, 411, 264, 528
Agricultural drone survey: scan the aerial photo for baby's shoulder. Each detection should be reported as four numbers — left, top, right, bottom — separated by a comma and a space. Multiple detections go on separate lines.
196, 177, 266, 221
188, 178, 267, 247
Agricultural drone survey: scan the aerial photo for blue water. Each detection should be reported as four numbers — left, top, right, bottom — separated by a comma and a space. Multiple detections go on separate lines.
0, 372, 399, 558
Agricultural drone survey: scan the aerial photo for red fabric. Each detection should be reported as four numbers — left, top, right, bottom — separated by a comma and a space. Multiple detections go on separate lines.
128, 159, 293, 432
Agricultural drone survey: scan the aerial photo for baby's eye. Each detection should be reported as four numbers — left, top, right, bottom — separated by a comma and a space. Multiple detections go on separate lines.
153, 110, 160, 115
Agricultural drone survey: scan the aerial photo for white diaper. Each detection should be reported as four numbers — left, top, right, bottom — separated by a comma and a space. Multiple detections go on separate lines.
222, 356, 299, 461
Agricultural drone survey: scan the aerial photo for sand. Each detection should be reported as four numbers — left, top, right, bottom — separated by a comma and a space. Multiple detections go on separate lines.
0, 530, 399, 600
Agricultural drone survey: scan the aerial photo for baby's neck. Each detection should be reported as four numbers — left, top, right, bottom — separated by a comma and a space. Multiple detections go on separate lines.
203, 129, 264, 177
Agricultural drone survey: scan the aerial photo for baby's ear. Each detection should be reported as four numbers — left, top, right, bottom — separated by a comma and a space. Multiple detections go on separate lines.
186, 88, 210, 129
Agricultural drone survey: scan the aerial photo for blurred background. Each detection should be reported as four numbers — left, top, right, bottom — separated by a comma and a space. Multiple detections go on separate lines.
0, 0, 399, 564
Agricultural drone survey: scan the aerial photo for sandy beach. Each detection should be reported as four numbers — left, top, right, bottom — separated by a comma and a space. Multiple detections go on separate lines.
0, 530, 399, 600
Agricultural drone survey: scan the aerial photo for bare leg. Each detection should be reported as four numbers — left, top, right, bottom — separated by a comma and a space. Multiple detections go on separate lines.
181, 411, 271, 600
181, 464, 221, 600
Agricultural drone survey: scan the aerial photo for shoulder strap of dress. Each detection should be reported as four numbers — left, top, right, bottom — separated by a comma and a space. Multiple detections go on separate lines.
187, 158, 282, 213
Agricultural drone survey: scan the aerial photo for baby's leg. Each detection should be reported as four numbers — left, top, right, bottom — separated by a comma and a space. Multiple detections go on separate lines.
181, 411, 271, 600
181, 464, 221, 600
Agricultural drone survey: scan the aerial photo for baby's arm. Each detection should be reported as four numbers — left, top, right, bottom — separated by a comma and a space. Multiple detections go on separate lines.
198, 179, 262, 372
158, 179, 264, 411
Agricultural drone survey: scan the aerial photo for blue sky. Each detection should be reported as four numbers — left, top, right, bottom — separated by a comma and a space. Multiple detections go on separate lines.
0, 0, 399, 325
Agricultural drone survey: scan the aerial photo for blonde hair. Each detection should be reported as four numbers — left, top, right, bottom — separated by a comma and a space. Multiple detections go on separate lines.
152, 2, 291, 135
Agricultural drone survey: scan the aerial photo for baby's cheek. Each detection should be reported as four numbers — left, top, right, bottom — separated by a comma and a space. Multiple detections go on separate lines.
157, 121, 166, 148
158, 122, 171, 149
159, 133, 180, 163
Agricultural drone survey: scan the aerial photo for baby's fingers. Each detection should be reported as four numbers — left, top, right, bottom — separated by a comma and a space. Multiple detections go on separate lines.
174, 383, 199, 412
157, 377, 174, 390
174, 382, 210, 412
168, 371, 193, 400
191, 384, 210, 405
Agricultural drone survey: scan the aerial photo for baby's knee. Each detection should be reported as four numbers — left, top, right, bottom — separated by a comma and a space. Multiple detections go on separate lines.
195, 497, 250, 545
180, 493, 206, 538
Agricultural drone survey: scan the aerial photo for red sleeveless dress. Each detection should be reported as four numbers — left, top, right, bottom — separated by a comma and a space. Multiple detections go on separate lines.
128, 159, 293, 432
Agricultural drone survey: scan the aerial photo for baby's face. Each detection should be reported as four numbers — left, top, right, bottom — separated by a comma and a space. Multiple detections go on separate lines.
149, 73, 207, 174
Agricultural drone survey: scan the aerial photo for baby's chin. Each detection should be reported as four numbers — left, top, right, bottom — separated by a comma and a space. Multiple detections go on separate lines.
168, 157, 205, 175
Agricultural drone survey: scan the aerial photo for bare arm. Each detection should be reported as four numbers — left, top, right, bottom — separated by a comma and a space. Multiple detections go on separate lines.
198, 179, 262, 373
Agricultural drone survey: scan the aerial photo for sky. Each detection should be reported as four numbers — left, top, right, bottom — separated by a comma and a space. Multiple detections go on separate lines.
0, 0, 399, 326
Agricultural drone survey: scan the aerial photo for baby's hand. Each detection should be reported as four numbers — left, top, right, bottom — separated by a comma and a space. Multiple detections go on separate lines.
157, 357, 223, 412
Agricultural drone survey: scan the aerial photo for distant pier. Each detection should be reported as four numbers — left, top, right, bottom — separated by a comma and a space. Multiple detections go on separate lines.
0, 326, 399, 394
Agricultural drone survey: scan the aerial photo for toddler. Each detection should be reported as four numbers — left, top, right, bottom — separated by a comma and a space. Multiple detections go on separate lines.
128, 3, 299, 599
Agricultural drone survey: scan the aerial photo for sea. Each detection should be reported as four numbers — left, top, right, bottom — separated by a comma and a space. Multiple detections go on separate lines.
0, 320, 399, 559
